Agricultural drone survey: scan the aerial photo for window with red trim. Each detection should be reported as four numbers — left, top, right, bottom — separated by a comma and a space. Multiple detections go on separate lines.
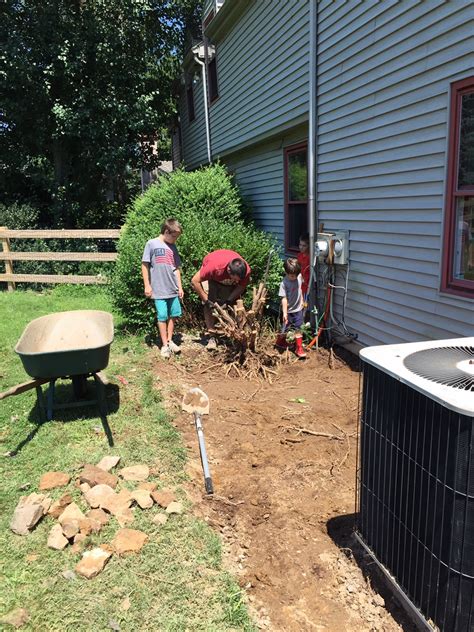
284, 143, 308, 251
442, 77, 474, 297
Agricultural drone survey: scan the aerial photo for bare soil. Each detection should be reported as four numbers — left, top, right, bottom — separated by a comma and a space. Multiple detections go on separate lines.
152, 336, 417, 632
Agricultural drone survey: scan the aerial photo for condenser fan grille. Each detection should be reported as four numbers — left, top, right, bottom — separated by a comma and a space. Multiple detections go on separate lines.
403, 345, 474, 391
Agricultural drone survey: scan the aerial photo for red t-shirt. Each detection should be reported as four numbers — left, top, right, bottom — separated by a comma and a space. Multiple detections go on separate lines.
199, 250, 251, 287
297, 252, 310, 295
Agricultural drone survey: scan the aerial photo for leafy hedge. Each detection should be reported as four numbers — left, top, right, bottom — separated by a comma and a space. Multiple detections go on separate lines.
111, 164, 282, 330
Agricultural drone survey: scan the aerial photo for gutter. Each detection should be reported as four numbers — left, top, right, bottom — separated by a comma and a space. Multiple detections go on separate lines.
307, 0, 318, 327
192, 44, 212, 164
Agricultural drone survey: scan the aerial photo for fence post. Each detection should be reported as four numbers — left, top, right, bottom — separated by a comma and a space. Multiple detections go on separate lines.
0, 227, 15, 292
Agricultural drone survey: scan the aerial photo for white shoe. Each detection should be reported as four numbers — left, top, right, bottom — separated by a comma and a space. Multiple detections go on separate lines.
168, 340, 181, 354
206, 336, 217, 351
160, 345, 171, 359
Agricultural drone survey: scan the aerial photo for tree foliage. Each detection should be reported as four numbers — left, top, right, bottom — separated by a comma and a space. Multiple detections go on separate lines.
0, 0, 201, 224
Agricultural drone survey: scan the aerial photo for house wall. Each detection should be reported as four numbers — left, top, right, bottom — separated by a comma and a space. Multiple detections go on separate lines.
224, 125, 307, 244
317, 0, 474, 345
179, 68, 209, 167
180, 0, 310, 168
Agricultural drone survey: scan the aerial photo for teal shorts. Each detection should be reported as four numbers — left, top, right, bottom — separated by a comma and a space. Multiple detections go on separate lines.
154, 297, 182, 322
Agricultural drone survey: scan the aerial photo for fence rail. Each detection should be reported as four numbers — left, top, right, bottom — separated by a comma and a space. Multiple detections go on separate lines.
0, 227, 121, 291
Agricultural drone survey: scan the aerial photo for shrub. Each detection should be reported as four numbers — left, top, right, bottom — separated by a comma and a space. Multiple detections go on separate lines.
111, 164, 282, 330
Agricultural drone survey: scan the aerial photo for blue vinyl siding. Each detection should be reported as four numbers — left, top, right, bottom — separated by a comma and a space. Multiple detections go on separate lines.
317, 0, 474, 345
211, 1, 309, 156
179, 0, 474, 347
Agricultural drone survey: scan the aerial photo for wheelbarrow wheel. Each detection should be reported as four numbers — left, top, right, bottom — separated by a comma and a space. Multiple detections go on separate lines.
72, 375, 88, 399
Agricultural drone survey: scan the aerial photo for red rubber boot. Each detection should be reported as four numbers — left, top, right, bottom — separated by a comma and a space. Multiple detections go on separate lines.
294, 333, 307, 359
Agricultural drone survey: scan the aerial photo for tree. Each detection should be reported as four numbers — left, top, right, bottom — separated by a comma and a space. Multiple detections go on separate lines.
0, 0, 201, 224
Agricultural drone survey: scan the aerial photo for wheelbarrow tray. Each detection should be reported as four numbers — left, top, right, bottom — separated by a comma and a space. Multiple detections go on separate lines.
15, 310, 114, 379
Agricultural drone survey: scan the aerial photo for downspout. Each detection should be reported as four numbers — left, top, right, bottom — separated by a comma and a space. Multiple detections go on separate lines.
308, 0, 318, 328
193, 47, 212, 164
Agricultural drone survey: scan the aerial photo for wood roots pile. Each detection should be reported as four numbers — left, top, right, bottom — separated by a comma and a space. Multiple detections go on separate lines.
212, 282, 283, 380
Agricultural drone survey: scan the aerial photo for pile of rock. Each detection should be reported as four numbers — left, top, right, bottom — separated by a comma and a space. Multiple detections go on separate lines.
10, 456, 184, 579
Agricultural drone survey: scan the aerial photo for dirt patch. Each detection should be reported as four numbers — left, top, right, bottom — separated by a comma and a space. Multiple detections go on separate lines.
152, 336, 416, 632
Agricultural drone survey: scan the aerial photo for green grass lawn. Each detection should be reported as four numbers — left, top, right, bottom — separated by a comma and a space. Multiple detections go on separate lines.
0, 286, 254, 631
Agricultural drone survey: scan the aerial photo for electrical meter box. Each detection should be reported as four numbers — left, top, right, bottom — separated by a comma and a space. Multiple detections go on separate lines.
315, 230, 349, 265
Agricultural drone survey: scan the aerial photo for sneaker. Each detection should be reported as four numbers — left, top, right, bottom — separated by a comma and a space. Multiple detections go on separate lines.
168, 339, 181, 354
160, 345, 171, 359
206, 336, 217, 351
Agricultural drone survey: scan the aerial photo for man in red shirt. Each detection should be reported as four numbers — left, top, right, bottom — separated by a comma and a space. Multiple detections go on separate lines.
191, 249, 251, 349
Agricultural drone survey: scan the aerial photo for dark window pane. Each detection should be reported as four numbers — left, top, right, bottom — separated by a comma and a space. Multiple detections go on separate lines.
288, 203, 308, 250
288, 150, 307, 200
208, 58, 218, 102
186, 82, 195, 122
458, 92, 474, 188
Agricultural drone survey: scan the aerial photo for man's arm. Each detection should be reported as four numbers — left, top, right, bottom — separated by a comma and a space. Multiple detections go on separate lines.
227, 284, 245, 303
191, 270, 208, 302
141, 262, 152, 297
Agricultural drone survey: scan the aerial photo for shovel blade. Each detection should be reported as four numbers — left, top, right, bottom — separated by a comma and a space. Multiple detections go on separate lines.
181, 387, 210, 415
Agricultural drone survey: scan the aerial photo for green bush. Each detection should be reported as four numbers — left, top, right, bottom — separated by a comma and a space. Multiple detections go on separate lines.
111, 164, 282, 330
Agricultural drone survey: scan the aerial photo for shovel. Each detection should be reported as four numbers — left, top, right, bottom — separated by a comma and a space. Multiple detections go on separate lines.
181, 388, 213, 494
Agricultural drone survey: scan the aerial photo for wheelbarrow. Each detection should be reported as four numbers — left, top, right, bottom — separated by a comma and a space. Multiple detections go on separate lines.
2, 310, 114, 422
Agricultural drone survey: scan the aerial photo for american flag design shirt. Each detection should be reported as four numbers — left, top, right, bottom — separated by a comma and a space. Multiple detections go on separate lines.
142, 237, 181, 299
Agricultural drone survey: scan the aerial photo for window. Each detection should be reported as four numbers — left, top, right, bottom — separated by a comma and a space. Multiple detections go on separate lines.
186, 80, 195, 123
284, 143, 308, 251
208, 57, 218, 103
442, 77, 474, 297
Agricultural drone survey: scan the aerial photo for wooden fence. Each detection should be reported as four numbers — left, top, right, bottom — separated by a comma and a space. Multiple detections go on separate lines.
0, 228, 121, 291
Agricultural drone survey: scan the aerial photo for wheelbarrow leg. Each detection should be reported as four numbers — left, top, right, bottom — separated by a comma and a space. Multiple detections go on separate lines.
94, 373, 113, 447
47, 379, 56, 421
35, 385, 46, 422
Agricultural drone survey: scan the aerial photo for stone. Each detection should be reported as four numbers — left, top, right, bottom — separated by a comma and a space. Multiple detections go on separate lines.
96, 455, 121, 472
61, 520, 80, 540
120, 597, 131, 611
74, 533, 87, 544
48, 524, 69, 550
18, 492, 51, 514
100, 489, 132, 515
39, 471, 70, 490
80, 464, 118, 489
130, 489, 153, 509
58, 502, 85, 525
118, 465, 149, 481
75, 547, 112, 579
48, 493, 73, 519
79, 483, 91, 493
152, 513, 168, 526
86, 509, 109, 531
138, 481, 157, 491
115, 508, 134, 527
0, 608, 29, 628
165, 501, 183, 515
10, 499, 45, 535
84, 484, 116, 509
151, 489, 176, 508
112, 528, 148, 554
61, 570, 76, 581
79, 518, 93, 535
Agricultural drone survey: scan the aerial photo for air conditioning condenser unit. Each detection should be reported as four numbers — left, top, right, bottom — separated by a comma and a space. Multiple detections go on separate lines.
357, 337, 474, 631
